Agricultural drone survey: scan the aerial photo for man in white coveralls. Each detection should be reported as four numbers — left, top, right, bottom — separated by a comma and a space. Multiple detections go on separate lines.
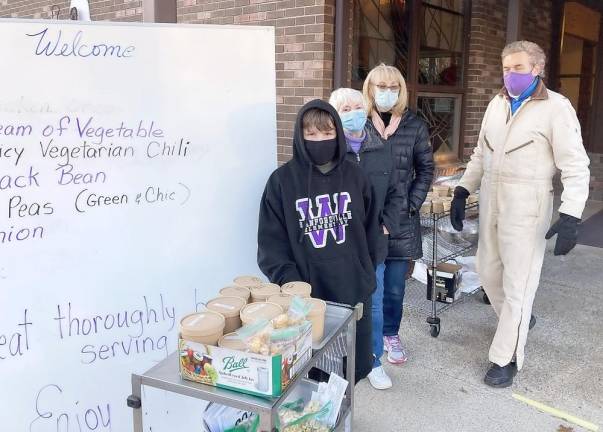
450, 40, 591, 387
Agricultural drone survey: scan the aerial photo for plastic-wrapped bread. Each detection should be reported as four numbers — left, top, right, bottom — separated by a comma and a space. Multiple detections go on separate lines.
420, 200, 432, 215
432, 199, 445, 214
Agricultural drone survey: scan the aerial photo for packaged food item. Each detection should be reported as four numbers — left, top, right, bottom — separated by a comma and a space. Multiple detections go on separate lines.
180, 311, 225, 345
277, 399, 332, 432
233, 275, 264, 288
432, 199, 445, 214
420, 200, 432, 215
433, 185, 450, 197
219, 285, 251, 303
307, 298, 327, 342
237, 297, 312, 356
250, 283, 281, 302
442, 197, 453, 212
268, 293, 294, 311
218, 332, 248, 351
207, 296, 246, 333
240, 302, 283, 326
282, 281, 312, 298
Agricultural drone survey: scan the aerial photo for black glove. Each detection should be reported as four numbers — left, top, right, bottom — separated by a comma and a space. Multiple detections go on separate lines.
450, 186, 470, 232
545, 213, 580, 256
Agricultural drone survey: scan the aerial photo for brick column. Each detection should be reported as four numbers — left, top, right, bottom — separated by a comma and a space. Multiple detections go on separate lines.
462, 0, 507, 158
177, 0, 336, 165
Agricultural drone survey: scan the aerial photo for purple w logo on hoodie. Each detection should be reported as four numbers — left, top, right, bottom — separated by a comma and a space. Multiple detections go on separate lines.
295, 192, 352, 248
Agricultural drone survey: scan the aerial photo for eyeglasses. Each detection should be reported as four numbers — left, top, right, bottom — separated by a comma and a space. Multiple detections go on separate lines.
374, 84, 401, 92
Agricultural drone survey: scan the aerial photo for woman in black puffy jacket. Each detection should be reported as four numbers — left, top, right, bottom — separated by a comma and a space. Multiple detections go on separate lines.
362, 64, 434, 380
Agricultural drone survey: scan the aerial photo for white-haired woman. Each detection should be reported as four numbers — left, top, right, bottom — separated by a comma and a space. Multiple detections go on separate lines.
362, 64, 434, 389
329, 87, 402, 389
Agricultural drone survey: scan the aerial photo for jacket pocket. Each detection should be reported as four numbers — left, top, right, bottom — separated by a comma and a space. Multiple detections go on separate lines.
497, 182, 540, 220
308, 254, 374, 305
505, 140, 534, 154
484, 136, 494, 152
376, 232, 389, 264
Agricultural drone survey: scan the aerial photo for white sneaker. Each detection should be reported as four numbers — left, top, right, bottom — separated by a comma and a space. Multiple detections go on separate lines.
367, 366, 392, 390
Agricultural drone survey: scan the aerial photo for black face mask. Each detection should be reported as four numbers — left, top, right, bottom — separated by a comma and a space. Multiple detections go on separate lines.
304, 138, 338, 166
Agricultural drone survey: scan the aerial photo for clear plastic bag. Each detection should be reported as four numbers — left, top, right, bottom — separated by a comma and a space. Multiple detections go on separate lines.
224, 414, 259, 432
277, 399, 332, 432
235, 320, 272, 355
235, 297, 312, 356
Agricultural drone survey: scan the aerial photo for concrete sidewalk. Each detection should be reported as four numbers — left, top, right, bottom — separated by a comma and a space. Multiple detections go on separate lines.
353, 201, 603, 432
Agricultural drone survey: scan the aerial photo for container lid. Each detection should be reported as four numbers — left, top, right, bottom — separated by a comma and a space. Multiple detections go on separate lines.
219, 285, 250, 300
180, 311, 225, 337
240, 302, 283, 322
233, 275, 264, 287
307, 298, 327, 315
281, 281, 312, 296
206, 296, 246, 318
250, 283, 281, 297
267, 293, 293, 308
218, 332, 248, 351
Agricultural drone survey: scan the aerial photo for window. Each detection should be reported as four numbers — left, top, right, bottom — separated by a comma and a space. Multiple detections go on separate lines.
419, 0, 465, 86
351, 0, 470, 162
352, 0, 412, 88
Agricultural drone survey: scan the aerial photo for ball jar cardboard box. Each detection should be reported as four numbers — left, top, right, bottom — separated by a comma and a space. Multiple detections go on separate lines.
178, 325, 312, 398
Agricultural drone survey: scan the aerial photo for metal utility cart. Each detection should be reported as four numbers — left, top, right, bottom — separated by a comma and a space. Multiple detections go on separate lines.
420, 202, 480, 337
127, 302, 358, 432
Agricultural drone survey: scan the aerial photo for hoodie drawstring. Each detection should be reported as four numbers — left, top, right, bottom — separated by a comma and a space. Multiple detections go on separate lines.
298, 163, 314, 244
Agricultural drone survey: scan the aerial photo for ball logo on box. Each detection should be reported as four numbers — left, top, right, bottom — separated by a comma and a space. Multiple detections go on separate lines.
222, 355, 249, 373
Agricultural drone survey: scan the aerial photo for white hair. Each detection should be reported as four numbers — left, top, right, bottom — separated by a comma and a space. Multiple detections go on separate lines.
329, 88, 365, 112
502, 40, 547, 77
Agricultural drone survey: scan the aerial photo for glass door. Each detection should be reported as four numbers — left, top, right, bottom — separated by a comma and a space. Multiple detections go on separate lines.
558, 1, 600, 150
352, 0, 470, 165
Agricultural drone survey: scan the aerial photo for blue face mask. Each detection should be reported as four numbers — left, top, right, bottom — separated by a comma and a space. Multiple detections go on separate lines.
375, 89, 399, 111
340, 109, 367, 132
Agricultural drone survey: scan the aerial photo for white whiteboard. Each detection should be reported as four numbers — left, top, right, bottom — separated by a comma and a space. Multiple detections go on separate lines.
0, 19, 276, 432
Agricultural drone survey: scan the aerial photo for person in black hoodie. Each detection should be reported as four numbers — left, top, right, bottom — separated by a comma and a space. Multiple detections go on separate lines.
257, 99, 380, 382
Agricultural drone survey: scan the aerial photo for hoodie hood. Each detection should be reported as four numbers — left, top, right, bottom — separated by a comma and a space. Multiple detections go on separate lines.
293, 99, 347, 170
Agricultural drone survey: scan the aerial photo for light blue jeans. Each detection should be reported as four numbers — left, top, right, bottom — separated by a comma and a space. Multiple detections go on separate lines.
372, 260, 409, 368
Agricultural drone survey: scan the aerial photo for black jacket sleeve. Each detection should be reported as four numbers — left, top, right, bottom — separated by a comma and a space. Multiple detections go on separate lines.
257, 172, 302, 285
363, 176, 381, 269
408, 122, 434, 211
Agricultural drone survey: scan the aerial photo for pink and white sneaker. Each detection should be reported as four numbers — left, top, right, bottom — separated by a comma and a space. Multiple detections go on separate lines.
383, 335, 408, 365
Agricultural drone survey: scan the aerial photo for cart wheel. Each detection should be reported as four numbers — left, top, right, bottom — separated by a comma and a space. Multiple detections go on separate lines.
482, 291, 491, 305
430, 325, 440, 338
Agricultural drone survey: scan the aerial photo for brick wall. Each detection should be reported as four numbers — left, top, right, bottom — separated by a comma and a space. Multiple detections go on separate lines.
0, 1, 142, 21
521, 0, 552, 76
177, 0, 335, 164
462, 0, 507, 157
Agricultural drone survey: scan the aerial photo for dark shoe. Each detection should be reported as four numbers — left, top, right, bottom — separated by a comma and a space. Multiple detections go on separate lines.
529, 315, 536, 330
484, 363, 517, 388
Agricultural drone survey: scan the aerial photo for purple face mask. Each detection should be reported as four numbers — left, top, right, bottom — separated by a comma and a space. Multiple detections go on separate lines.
504, 72, 536, 98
